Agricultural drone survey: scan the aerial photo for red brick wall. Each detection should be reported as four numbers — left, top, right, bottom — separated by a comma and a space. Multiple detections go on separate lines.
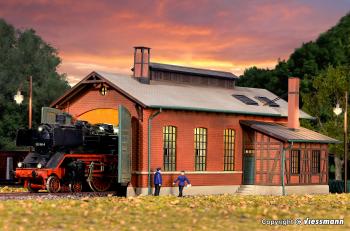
146, 109, 286, 172
135, 173, 242, 187
138, 109, 287, 187
61, 86, 138, 118
57, 83, 312, 188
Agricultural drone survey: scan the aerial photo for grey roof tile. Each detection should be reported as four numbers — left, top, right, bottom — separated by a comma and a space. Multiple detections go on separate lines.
240, 120, 339, 143
96, 71, 313, 119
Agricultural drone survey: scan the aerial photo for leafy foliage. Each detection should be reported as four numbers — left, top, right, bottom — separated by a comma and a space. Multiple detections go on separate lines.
237, 13, 350, 156
302, 66, 350, 155
0, 194, 349, 230
238, 12, 350, 97
0, 19, 70, 150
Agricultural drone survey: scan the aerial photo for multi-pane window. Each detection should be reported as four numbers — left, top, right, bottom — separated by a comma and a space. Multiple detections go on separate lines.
224, 129, 235, 171
194, 128, 207, 171
291, 150, 300, 174
311, 150, 321, 174
163, 126, 176, 171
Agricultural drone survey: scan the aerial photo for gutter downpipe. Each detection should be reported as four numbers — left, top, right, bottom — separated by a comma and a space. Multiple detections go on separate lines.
281, 142, 293, 196
148, 108, 162, 195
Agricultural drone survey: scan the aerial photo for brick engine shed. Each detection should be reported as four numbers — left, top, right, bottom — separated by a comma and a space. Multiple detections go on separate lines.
51, 47, 338, 196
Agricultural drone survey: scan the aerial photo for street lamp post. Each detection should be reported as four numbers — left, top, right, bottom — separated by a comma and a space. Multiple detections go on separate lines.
28, 76, 32, 129
333, 91, 348, 193
344, 91, 348, 193
13, 76, 33, 129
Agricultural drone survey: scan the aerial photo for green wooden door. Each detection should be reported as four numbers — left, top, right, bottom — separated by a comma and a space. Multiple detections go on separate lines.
243, 153, 255, 185
118, 105, 132, 184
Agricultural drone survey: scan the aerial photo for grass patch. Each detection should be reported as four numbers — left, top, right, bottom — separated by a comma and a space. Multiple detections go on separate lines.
0, 194, 349, 230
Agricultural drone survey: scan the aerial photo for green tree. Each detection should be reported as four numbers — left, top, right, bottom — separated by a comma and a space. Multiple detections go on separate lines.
238, 12, 350, 178
0, 19, 70, 150
238, 67, 276, 91
301, 65, 350, 179
238, 12, 350, 99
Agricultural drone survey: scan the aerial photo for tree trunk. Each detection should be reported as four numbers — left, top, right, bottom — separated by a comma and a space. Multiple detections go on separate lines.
335, 156, 344, 180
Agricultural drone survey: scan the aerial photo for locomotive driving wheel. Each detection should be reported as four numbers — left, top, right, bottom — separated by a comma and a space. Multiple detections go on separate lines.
69, 182, 83, 193
46, 175, 61, 193
88, 177, 112, 192
60, 184, 70, 193
27, 182, 39, 193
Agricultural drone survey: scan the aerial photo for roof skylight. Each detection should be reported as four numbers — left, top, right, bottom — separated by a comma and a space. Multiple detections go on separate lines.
232, 94, 259, 106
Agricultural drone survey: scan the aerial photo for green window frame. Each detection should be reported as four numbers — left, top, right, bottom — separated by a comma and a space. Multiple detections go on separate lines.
163, 126, 176, 171
194, 128, 207, 171
224, 129, 235, 171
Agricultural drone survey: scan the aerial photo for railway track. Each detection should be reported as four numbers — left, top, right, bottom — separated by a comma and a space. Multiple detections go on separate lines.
0, 191, 117, 200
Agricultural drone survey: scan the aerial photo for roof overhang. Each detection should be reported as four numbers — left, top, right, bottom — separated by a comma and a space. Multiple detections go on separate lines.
240, 120, 340, 144
50, 72, 146, 108
148, 105, 284, 117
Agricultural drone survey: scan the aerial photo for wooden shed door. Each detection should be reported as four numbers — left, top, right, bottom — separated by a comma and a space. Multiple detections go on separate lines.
243, 149, 255, 185
118, 105, 132, 184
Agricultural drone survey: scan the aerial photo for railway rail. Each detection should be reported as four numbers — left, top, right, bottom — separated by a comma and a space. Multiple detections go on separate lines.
0, 191, 117, 200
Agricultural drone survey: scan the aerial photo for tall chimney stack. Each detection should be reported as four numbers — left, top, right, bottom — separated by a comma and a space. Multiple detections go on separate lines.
288, 77, 300, 130
133, 46, 151, 83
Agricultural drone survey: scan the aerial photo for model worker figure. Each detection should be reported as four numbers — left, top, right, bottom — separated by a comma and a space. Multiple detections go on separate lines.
173, 170, 191, 197
154, 167, 162, 196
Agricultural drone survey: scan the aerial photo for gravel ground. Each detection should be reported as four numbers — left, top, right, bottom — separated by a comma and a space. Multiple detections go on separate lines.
0, 191, 117, 200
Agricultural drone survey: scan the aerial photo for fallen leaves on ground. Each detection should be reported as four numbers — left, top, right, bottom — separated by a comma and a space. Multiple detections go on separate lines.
0, 193, 349, 231
0, 186, 27, 193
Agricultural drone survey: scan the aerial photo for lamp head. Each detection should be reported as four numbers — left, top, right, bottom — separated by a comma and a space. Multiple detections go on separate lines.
333, 103, 343, 116
14, 90, 24, 105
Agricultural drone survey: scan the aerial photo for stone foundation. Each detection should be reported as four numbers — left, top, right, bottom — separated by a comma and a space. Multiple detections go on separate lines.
126, 185, 329, 196
237, 185, 329, 195
127, 185, 240, 197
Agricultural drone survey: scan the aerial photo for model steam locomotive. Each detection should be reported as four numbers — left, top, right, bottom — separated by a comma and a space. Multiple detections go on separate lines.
15, 107, 127, 193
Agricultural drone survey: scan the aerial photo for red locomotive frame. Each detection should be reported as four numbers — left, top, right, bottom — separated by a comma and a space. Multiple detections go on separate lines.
16, 153, 118, 193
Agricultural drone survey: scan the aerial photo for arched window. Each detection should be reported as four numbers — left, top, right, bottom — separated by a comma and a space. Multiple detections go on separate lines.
224, 129, 235, 171
194, 128, 207, 171
163, 126, 176, 171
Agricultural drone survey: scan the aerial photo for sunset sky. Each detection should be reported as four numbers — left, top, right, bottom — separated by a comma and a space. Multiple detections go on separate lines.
1, 0, 350, 85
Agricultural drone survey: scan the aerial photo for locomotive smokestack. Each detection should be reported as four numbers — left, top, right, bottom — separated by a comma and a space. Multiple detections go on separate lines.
133, 46, 151, 84
288, 77, 300, 130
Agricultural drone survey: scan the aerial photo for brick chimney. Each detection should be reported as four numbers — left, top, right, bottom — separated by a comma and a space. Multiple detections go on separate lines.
288, 77, 300, 130
133, 46, 151, 83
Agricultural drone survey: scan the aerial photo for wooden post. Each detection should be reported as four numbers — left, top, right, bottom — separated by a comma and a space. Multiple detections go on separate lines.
29, 76, 32, 129
345, 91, 348, 193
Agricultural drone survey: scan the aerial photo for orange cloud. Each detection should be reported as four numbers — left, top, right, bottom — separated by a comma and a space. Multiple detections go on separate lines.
0, 0, 349, 86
